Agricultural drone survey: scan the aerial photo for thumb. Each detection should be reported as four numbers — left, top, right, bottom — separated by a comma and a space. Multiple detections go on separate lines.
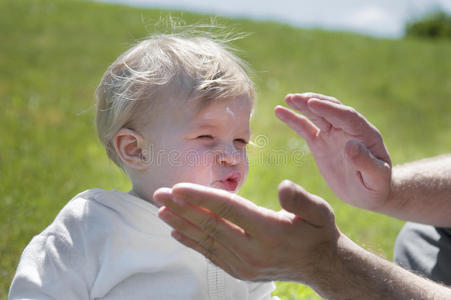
278, 180, 335, 227
345, 140, 391, 191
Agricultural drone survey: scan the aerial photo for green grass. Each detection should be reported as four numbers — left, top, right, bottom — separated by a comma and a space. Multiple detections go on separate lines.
1, 0, 451, 299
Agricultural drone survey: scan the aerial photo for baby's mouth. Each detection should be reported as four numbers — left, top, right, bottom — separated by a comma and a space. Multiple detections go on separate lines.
213, 172, 241, 192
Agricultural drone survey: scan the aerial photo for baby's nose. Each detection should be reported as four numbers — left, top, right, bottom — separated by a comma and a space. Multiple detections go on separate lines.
217, 144, 240, 166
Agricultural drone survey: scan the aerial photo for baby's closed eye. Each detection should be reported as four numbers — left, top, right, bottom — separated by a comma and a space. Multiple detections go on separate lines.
234, 138, 248, 145
197, 135, 214, 140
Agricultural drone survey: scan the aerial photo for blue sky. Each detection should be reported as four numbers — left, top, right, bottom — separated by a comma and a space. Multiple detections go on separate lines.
97, 0, 451, 38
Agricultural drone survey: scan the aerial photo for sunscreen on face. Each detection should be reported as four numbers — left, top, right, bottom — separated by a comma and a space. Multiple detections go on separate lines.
226, 106, 236, 120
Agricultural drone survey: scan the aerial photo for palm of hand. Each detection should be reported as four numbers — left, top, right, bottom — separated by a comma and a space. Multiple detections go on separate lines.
275, 93, 392, 210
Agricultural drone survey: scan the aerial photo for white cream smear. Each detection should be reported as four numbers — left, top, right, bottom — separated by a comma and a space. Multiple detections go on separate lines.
207, 105, 237, 188
225, 106, 236, 120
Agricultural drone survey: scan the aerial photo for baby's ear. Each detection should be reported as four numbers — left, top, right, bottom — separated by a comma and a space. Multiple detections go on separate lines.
113, 128, 148, 170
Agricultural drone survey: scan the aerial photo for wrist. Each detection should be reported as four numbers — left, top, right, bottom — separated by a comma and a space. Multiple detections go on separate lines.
376, 166, 407, 217
295, 230, 351, 288
302, 233, 357, 299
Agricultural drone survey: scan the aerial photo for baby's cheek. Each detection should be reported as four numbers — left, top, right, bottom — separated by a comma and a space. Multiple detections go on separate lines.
180, 148, 216, 181
188, 147, 214, 167
241, 151, 250, 182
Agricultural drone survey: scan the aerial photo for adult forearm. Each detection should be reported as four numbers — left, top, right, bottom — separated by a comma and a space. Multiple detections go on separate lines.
308, 235, 451, 300
380, 154, 451, 226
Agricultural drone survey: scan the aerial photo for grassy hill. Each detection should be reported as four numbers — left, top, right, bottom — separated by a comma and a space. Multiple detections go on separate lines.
1, 0, 451, 298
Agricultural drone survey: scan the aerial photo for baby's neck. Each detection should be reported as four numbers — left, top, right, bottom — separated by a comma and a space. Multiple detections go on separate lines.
128, 187, 160, 208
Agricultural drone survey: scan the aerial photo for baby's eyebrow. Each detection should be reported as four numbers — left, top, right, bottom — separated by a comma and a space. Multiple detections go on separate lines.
190, 122, 251, 137
185, 123, 217, 134
193, 123, 218, 130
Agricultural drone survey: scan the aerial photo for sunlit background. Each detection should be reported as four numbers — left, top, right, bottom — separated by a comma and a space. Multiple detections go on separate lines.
97, 0, 451, 38
2, 0, 451, 299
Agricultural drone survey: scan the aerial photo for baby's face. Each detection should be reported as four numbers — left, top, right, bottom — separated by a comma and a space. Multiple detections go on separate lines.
138, 94, 252, 198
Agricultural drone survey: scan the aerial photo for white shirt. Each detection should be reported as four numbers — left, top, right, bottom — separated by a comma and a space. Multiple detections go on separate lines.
9, 189, 277, 300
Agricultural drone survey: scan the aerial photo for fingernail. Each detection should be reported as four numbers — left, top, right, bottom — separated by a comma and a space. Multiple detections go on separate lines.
288, 182, 296, 201
282, 179, 295, 200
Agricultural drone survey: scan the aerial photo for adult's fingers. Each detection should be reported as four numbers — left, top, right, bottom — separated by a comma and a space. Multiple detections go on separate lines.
170, 230, 244, 279
167, 183, 272, 236
345, 140, 391, 191
278, 180, 335, 227
306, 99, 375, 137
285, 94, 332, 132
158, 206, 246, 277
285, 93, 341, 132
274, 105, 318, 143
155, 188, 249, 247
291, 92, 342, 104
308, 99, 392, 164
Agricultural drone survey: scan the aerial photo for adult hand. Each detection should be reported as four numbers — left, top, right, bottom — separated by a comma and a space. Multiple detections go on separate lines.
275, 93, 392, 211
154, 180, 341, 284
155, 182, 451, 300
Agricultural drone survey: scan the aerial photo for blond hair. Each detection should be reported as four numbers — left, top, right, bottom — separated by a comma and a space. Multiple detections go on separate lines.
95, 33, 255, 167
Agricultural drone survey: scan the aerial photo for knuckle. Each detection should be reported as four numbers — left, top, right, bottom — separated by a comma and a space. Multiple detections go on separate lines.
199, 234, 217, 253
199, 214, 219, 237
318, 201, 335, 221
346, 107, 367, 128
217, 195, 237, 219
346, 107, 359, 118
374, 129, 384, 142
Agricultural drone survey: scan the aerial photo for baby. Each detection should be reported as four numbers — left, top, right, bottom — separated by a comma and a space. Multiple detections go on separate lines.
9, 33, 278, 299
